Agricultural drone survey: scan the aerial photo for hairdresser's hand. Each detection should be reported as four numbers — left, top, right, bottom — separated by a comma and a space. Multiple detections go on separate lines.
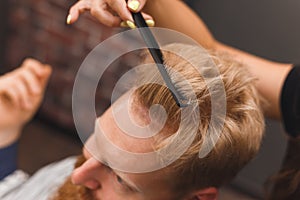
67, 0, 154, 28
0, 58, 52, 147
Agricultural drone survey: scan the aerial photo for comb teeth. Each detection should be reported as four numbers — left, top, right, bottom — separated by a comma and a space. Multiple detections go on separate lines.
131, 12, 191, 108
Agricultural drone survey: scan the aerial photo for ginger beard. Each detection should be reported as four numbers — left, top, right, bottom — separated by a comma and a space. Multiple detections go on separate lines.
52, 155, 94, 200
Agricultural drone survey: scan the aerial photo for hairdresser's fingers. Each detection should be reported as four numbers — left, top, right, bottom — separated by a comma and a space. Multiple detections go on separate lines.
68, 0, 92, 24
90, 0, 123, 27
106, 0, 133, 22
119, 12, 154, 28
141, 12, 153, 20
141, 12, 154, 26
127, 0, 147, 13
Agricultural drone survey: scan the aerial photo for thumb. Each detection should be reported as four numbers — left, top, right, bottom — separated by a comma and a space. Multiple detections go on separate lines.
39, 64, 52, 90
127, 0, 147, 13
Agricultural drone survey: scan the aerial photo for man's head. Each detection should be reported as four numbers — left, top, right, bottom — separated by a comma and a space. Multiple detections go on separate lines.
54, 43, 264, 200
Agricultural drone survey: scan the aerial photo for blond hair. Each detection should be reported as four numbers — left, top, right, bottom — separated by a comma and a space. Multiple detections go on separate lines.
134, 43, 264, 196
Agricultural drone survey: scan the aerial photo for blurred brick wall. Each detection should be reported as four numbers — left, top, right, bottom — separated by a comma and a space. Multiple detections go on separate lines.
0, 0, 9, 73
4, 0, 138, 133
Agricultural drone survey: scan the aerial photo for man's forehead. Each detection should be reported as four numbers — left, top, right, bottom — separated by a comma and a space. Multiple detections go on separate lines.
110, 90, 152, 127
97, 106, 156, 153
96, 90, 166, 148
85, 91, 159, 165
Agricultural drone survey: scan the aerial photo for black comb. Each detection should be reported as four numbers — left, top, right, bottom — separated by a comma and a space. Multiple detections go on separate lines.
131, 12, 189, 107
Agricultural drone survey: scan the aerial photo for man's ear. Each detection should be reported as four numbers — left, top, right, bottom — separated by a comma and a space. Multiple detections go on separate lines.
188, 187, 218, 200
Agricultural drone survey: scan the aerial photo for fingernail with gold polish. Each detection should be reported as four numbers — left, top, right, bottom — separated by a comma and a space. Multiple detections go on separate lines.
126, 20, 136, 29
120, 21, 129, 27
146, 19, 155, 27
66, 14, 72, 25
128, 0, 140, 11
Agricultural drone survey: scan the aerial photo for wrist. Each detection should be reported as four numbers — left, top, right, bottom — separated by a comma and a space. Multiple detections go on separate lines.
0, 127, 22, 148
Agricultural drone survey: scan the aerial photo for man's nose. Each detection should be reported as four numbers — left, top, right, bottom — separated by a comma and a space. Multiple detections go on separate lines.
71, 157, 103, 190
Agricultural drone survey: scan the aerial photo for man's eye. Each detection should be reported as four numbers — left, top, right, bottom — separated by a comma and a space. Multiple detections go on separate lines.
116, 175, 124, 184
115, 174, 136, 193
